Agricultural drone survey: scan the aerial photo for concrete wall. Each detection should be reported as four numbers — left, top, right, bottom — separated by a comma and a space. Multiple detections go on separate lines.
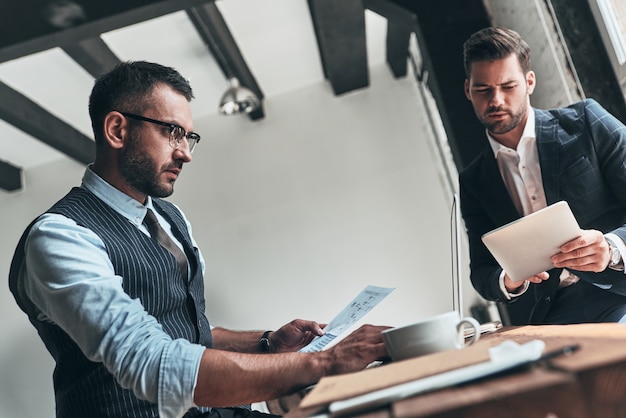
484, 0, 583, 107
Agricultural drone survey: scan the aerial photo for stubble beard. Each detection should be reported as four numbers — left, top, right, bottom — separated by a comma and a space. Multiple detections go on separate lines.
478, 90, 528, 135
480, 102, 527, 136
119, 130, 175, 198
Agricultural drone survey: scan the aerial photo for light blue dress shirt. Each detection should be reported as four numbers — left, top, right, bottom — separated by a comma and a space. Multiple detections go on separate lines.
20, 166, 207, 418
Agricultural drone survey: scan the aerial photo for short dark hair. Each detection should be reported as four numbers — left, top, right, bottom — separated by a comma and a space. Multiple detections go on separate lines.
88, 61, 194, 143
462, 27, 531, 78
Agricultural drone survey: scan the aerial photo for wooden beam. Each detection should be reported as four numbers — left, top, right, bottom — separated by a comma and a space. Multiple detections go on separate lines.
364, 0, 415, 25
307, 0, 369, 95
0, 81, 95, 165
0, 159, 21, 191
385, 18, 412, 78
364, 0, 414, 77
187, 4, 265, 120
62, 37, 121, 78
368, 0, 491, 171
0, 0, 213, 64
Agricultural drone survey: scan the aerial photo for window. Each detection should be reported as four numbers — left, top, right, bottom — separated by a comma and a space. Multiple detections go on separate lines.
591, 0, 626, 89
596, 0, 626, 64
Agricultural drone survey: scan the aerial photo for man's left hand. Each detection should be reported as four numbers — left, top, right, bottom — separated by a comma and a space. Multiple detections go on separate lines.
269, 319, 325, 353
551, 229, 610, 272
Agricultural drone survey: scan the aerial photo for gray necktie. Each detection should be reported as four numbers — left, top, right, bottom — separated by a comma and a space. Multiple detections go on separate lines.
143, 208, 189, 284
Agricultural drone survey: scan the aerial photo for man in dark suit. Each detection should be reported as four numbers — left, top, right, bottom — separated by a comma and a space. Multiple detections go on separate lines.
459, 27, 626, 325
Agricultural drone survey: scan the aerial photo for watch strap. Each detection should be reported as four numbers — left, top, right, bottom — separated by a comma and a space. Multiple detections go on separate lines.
259, 330, 272, 352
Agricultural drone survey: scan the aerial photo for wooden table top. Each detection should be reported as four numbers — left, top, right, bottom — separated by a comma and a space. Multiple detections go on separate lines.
284, 323, 626, 418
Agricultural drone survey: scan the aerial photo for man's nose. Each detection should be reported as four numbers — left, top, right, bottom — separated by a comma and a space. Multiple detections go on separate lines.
174, 140, 193, 162
489, 89, 505, 107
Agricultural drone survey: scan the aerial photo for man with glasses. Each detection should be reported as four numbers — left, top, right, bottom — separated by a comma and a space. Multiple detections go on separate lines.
9, 61, 389, 418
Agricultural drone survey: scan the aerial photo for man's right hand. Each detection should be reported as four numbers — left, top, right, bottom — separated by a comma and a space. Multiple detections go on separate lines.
504, 271, 549, 292
324, 324, 391, 375
194, 323, 391, 407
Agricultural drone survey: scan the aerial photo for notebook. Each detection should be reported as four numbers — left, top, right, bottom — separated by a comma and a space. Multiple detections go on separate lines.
481, 201, 582, 283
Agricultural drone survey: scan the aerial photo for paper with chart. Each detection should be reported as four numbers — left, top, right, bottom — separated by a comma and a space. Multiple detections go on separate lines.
299, 285, 394, 353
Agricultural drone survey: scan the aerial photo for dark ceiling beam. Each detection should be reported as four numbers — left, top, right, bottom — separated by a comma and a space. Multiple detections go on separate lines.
307, 0, 369, 95
385, 16, 412, 78
0, 81, 95, 167
0, 159, 21, 191
366, 0, 491, 171
364, 0, 414, 78
187, 3, 265, 120
0, 0, 213, 64
62, 37, 121, 78
547, 0, 626, 122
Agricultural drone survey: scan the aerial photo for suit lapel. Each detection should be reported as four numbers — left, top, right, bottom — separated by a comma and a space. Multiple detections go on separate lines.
535, 109, 561, 205
476, 150, 521, 226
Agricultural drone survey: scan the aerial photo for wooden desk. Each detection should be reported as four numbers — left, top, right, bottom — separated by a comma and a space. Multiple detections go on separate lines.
286, 324, 626, 418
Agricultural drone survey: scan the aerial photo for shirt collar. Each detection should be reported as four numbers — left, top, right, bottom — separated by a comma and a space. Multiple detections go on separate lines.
80, 165, 151, 226
487, 107, 536, 157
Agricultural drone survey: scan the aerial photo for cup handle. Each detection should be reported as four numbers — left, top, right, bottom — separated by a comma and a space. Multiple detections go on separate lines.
456, 316, 481, 347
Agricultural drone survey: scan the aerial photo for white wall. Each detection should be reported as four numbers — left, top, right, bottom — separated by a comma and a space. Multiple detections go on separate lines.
0, 158, 82, 418
0, 64, 479, 417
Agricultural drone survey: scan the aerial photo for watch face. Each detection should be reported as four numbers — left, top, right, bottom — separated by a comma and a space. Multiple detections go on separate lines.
612, 246, 621, 265
260, 331, 272, 352
609, 241, 621, 265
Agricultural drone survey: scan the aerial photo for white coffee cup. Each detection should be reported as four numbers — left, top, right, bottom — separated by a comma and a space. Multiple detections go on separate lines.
382, 311, 481, 361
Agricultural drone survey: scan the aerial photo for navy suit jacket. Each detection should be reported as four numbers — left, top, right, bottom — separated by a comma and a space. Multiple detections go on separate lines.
460, 98, 626, 324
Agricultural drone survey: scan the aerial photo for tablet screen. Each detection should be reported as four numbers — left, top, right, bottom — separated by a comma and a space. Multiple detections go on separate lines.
481, 201, 582, 282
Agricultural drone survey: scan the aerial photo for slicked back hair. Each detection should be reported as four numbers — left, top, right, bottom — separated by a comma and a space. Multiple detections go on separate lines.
463, 27, 531, 78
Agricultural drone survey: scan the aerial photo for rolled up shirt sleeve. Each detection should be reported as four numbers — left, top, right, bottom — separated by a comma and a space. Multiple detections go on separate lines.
22, 213, 205, 417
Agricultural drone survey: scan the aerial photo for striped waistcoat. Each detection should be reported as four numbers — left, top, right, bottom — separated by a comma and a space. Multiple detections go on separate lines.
9, 187, 213, 418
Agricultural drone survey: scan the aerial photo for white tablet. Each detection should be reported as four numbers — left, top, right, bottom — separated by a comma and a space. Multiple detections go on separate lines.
481, 201, 582, 283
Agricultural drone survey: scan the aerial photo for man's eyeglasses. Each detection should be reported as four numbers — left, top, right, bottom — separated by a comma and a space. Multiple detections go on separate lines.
119, 112, 201, 153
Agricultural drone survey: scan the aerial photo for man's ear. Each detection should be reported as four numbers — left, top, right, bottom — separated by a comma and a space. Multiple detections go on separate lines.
464, 79, 471, 100
526, 70, 536, 95
102, 111, 127, 150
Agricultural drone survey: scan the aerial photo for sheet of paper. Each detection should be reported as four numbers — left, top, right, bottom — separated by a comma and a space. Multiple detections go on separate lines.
299, 285, 394, 353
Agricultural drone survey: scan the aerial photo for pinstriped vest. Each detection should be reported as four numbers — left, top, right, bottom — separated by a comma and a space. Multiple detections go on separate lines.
9, 187, 213, 418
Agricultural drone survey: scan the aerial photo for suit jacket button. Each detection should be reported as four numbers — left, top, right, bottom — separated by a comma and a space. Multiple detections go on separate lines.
545, 296, 551, 303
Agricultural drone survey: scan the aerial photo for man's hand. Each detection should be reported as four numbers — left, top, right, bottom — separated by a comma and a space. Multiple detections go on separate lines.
551, 229, 610, 272
194, 323, 391, 407
503, 271, 549, 293
270, 319, 325, 353
324, 324, 391, 375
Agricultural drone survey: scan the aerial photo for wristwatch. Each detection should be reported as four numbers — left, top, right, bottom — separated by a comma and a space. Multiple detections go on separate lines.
606, 237, 621, 268
259, 330, 272, 352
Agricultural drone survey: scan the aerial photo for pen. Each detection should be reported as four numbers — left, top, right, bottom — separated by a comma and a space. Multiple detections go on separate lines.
537, 344, 581, 362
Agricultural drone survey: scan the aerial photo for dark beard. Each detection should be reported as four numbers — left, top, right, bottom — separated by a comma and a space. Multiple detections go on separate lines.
119, 131, 174, 198
481, 105, 526, 135
482, 110, 523, 134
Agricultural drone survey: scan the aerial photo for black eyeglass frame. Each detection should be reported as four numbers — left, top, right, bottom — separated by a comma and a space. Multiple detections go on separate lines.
119, 111, 201, 153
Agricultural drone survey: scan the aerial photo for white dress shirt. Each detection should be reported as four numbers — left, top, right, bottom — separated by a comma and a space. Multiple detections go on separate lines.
484, 107, 626, 299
